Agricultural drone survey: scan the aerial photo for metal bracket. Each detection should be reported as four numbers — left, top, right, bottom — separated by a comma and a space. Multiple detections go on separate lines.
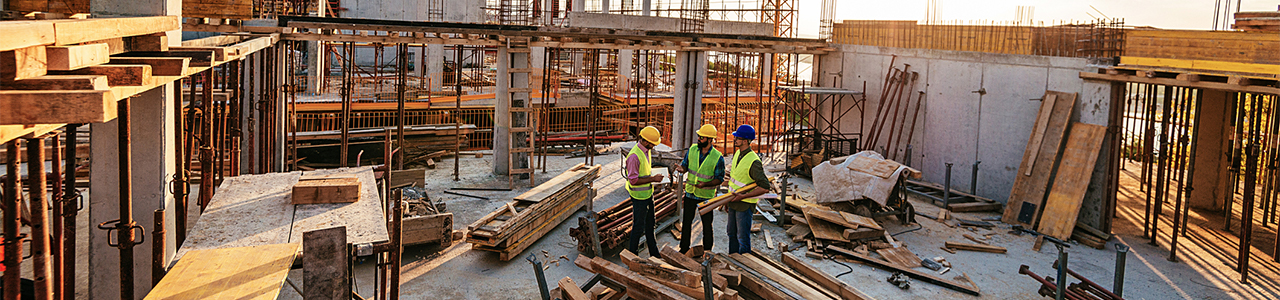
97, 219, 145, 248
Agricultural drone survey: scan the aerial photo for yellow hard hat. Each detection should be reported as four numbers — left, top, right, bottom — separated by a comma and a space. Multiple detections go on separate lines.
640, 126, 662, 145
696, 124, 718, 138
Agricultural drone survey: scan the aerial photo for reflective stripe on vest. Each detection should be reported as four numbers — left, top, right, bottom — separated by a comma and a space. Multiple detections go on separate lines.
625, 145, 654, 200
728, 150, 761, 204
684, 144, 722, 199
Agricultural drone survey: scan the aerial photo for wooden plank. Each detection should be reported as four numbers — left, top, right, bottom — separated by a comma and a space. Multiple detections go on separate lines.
51, 16, 181, 45
842, 227, 883, 241
389, 168, 426, 188
1037, 123, 1107, 240
588, 256, 695, 300
1121, 56, 1280, 76
839, 211, 882, 230
785, 223, 812, 240
402, 213, 452, 245
126, 33, 169, 52
803, 211, 849, 243
514, 162, 589, 202
876, 247, 922, 268
559, 277, 591, 300
303, 227, 348, 300
947, 202, 1004, 212
1003, 91, 1077, 227
108, 57, 190, 76
826, 246, 980, 296
1021, 93, 1057, 176
46, 43, 109, 71
620, 250, 701, 288
143, 243, 298, 300
181, 35, 245, 47
806, 208, 857, 229
944, 242, 1007, 253
0, 90, 112, 125
168, 46, 229, 62
0, 22, 55, 52
730, 253, 836, 300
780, 253, 876, 300
292, 177, 360, 204
1, 45, 48, 81
52, 64, 152, 86
183, 0, 254, 19
658, 245, 727, 289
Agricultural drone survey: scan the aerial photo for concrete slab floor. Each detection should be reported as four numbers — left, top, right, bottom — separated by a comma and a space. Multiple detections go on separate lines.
32, 146, 1268, 299
262, 153, 1280, 300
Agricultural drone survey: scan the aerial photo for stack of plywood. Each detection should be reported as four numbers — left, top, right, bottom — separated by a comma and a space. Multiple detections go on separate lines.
466, 163, 600, 260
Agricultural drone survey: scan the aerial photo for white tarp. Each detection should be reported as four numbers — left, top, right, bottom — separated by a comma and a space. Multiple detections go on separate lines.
812, 151, 919, 206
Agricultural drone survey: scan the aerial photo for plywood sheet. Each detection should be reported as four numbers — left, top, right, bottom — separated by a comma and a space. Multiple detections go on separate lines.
175, 172, 298, 261
1036, 123, 1107, 240
144, 243, 298, 300
876, 247, 922, 268
291, 167, 389, 245
177, 167, 389, 261
1003, 91, 1077, 227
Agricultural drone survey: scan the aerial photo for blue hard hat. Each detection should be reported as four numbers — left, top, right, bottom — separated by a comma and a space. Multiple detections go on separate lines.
732, 124, 756, 140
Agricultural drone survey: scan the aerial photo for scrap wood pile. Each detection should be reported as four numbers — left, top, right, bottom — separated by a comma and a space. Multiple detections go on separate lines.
568, 187, 680, 255
465, 163, 600, 261
1001, 91, 1113, 249
773, 195, 984, 296
559, 244, 876, 300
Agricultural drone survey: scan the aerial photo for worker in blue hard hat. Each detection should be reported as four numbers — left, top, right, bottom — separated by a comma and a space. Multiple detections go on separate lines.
674, 124, 725, 254
723, 124, 770, 254
626, 126, 665, 256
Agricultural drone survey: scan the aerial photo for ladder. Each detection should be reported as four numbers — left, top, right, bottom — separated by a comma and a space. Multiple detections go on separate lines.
507, 39, 535, 188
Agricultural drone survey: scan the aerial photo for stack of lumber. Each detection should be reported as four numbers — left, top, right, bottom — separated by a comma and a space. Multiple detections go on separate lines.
721, 251, 875, 300
772, 196, 894, 254
466, 163, 600, 260
568, 188, 680, 255
1235, 11, 1280, 32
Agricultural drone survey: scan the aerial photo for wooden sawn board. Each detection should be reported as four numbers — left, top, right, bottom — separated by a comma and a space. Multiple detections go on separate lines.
1037, 123, 1107, 240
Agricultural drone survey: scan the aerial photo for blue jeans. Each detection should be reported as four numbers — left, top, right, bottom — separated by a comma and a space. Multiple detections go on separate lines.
725, 208, 753, 254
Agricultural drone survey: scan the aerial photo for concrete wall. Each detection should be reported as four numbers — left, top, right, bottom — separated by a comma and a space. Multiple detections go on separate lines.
565, 12, 773, 36
816, 44, 1115, 228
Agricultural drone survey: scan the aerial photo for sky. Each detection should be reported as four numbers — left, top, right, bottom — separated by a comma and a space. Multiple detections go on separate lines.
790, 0, 1280, 38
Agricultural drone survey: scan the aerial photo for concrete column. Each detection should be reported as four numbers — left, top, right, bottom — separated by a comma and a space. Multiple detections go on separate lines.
572, 0, 584, 12
642, 0, 651, 16
617, 49, 633, 94
493, 47, 532, 175
89, 87, 176, 300
1192, 90, 1230, 210
600, 0, 609, 13
307, 42, 325, 94
530, 46, 546, 99
671, 51, 707, 150
427, 44, 444, 91
89, 0, 179, 299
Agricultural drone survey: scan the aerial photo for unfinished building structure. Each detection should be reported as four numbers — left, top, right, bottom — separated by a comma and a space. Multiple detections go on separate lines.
1, 0, 1279, 299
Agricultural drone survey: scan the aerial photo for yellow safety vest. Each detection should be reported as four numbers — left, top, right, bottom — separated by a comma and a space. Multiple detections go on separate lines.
625, 145, 654, 200
684, 144, 723, 199
728, 150, 760, 204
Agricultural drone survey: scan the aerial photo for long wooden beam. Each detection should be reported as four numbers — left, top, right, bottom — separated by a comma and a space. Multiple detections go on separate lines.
1079, 71, 1280, 95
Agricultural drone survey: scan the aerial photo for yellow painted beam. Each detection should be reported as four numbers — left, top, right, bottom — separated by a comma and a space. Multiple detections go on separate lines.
1120, 56, 1280, 77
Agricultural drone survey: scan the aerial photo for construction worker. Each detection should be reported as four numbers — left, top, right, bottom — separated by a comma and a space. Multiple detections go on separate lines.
626, 126, 665, 256
674, 124, 725, 254
723, 124, 770, 254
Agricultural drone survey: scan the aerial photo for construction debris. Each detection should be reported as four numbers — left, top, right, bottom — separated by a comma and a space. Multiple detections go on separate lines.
466, 164, 600, 260
569, 187, 680, 255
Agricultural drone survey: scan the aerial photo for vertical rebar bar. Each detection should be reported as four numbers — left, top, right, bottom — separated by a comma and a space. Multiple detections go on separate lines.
943, 162, 953, 207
